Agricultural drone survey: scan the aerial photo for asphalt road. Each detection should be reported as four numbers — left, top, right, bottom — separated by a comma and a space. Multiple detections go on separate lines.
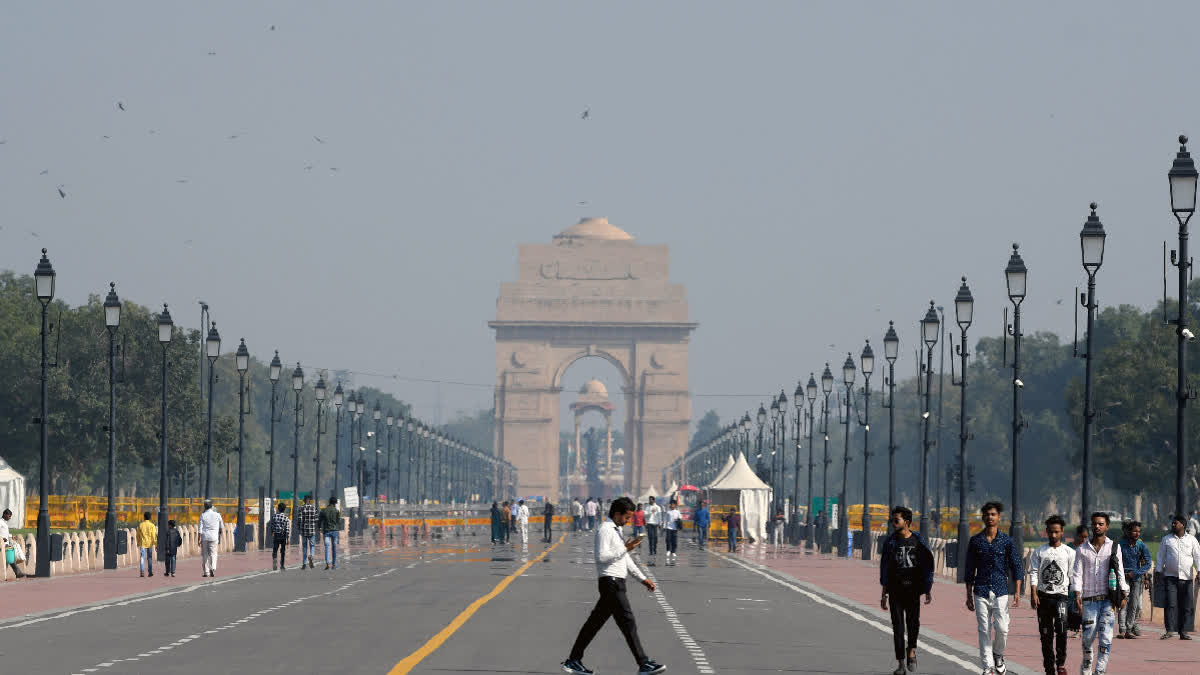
0, 530, 984, 674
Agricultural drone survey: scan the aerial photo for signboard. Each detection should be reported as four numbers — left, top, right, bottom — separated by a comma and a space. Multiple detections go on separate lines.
278, 491, 311, 501
810, 497, 839, 521
343, 486, 360, 509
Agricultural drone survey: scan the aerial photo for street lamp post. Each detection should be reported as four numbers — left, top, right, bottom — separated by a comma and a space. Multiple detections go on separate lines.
820, 364, 834, 552
233, 339, 250, 552
792, 382, 804, 542
102, 283, 121, 570
355, 392, 366, 531
953, 278, 975, 580
740, 413, 751, 462
332, 382, 344, 502
1170, 136, 1198, 520
313, 376, 327, 506
385, 411, 394, 507
203, 322, 221, 499
919, 301, 940, 540
264, 351, 281, 550
756, 404, 767, 480
859, 341, 874, 561
805, 375, 817, 549
33, 249, 55, 577
156, 305, 173, 561
769, 398, 779, 516
840, 353, 856, 557
1005, 246, 1028, 558
777, 391, 788, 522
1079, 203, 1106, 526
883, 322, 899, 509
290, 363, 304, 542
373, 402, 382, 507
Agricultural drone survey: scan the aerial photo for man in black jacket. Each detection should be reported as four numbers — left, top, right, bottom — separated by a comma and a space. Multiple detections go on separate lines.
880, 505, 934, 675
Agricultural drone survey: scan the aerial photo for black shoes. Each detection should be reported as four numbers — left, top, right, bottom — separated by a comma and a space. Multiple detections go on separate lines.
561, 658, 593, 674
638, 660, 667, 674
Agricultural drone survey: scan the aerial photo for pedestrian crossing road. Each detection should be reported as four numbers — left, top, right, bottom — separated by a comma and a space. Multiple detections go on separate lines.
0, 531, 991, 674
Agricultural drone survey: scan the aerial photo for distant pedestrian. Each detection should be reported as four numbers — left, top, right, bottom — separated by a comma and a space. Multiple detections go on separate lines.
964, 501, 1024, 675
544, 501, 556, 542
814, 510, 828, 551
663, 499, 682, 561
491, 502, 503, 543
1187, 510, 1200, 539
320, 496, 342, 570
771, 508, 786, 545
137, 511, 157, 578
644, 496, 662, 561
572, 498, 583, 532
1156, 514, 1200, 640
586, 498, 598, 531
1029, 514, 1074, 675
1117, 520, 1150, 639
694, 501, 710, 548
511, 500, 519, 536
517, 499, 530, 544
724, 507, 741, 552
1071, 512, 1128, 675
0, 509, 25, 579
199, 500, 223, 578
1067, 524, 1088, 638
880, 506, 933, 675
631, 504, 645, 538
560, 496, 667, 675
270, 501, 291, 570
501, 502, 512, 543
163, 519, 182, 577
297, 495, 319, 570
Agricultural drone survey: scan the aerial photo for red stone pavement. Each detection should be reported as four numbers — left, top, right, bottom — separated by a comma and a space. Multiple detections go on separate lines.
741, 543, 1197, 674
0, 537, 394, 623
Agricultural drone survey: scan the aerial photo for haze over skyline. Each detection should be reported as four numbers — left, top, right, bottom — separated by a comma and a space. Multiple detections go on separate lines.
2, 3, 1196, 431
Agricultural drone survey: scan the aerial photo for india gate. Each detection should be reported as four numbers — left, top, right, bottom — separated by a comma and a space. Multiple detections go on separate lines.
490, 217, 696, 498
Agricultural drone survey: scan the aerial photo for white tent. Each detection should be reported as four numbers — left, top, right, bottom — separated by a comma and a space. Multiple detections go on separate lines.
705, 454, 737, 489
0, 456, 26, 526
706, 452, 772, 542
666, 480, 678, 499
639, 483, 659, 503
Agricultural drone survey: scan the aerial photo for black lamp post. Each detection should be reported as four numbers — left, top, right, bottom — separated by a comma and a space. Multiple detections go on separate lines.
233, 338, 250, 552
372, 401, 383, 507
740, 413, 752, 461
1005, 246, 1028, 557
919, 301, 940, 540
203, 322, 221, 499
793, 382, 804, 541
1170, 135, 1198, 520
756, 404, 767, 480
385, 410, 394, 506
102, 283, 121, 570
840, 353, 856, 556
264, 351, 281, 549
882, 322, 899, 509
805, 375, 817, 549
290, 363, 304, 541
156, 305, 173, 561
405, 419, 416, 503
820, 363, 834, 552
355, 392, 366, 531
313, 376, 327, 507
777, 390, 788, 521
1079, 203, 1106, 526
952, 278, 975, 580
859, 341, 874, 560
33, 249, 55, 578
769, 398, 779, 511
332, 382, 344, 502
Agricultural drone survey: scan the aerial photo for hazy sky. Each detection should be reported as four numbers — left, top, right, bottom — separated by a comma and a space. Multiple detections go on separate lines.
2, 3, 1196, 432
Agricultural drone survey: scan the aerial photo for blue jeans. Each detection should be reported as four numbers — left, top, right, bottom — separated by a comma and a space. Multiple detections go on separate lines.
301, 534, 317, 565
139, 547, 153, 574
632, 525, 644, 537
728, 527, 738, 552
1081, 598, 1115, 673
323, 531, 339, 567
697, 525, 708, 548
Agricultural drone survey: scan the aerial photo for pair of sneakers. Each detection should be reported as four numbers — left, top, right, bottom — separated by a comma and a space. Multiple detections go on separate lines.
982, 656, 1007, 675
561, 658, 666, 674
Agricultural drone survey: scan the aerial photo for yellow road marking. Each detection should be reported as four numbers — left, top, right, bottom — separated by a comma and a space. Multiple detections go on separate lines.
388, 534, 567, 674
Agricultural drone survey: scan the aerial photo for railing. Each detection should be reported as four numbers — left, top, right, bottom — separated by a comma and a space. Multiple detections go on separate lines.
24, 496, 261, 530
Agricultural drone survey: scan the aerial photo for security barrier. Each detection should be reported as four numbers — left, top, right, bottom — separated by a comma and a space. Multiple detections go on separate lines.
24, 496, 263, 530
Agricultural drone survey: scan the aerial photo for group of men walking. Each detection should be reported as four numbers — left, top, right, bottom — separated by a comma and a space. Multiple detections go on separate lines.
268, 495, 342, 571
880, 500, 1200, 675
490, 499, 531, 544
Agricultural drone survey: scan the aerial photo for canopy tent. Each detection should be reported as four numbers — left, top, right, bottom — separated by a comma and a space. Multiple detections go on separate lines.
666, 480, 679, 499
0, 456, 26, 526
704, 454, 737, 489
638, 483, 659, 504
706, 452, 771, 542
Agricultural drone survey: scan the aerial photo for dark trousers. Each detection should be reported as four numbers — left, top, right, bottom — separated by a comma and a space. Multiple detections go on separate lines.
1036, 591, 1069, 671
1164, 575, 1195, 635
164, 553, 177, 576
665, 528, 678, 554
887, 586, 921, 661
272, 537, 287, 567
573, 516, 580, 532
569, 577, 648, 666
698, 525, 708, 548
646, 525, 659, 556
544, 517, 553, 541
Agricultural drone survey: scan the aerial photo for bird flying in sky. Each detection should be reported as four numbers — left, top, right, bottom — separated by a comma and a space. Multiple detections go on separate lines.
581, 107, 590, 120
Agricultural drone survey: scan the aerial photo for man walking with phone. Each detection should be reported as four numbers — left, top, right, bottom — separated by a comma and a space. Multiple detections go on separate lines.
561, 497, 667, 675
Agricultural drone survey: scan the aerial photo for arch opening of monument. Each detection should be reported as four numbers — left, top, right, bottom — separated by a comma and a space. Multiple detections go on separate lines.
560, 358, 627, 500
491, 217, 696, 500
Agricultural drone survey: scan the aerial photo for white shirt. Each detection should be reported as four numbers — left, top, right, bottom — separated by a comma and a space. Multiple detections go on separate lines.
516, 504, 529, 524
1187, 517, 1200, 537
1028, 543, 1076, 596
1157, 532, 1200, 579
0, 518, 10, 544
199, 509, 224, 542
663, 508, 683, 531
573, 501, 584, 517
585, 500, 598, 517
594, 519, 646, 582
645, 503, 662, 525
1070, 537, 1128, 598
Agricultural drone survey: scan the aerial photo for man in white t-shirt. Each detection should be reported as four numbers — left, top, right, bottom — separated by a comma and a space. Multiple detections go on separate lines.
644, 497, 662, 562
1028, 514, 1075, 675
663, 500, 683, 560
572, 498, 584, 532
199, 500, 223, 578
585, 498, 598, 531
516, 500, 531, 544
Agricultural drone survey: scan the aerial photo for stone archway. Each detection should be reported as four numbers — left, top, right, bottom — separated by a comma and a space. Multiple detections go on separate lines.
491, 217, 696, 499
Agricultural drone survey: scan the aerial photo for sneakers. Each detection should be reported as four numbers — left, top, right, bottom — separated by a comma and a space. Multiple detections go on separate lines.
1181, 633, 1192, 640
980, 669, 994, 675
1056, 667, 1067, 675
994, 656, 1006, 674
638, 660, 667, 674
1162, 632, 1176, 639
560, 658, 593, 674
1131, 625, 1142, 637
324, 563, 330, 570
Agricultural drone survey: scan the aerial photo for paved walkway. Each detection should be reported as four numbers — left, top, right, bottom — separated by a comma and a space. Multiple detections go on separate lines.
743, 541, 1198, 674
